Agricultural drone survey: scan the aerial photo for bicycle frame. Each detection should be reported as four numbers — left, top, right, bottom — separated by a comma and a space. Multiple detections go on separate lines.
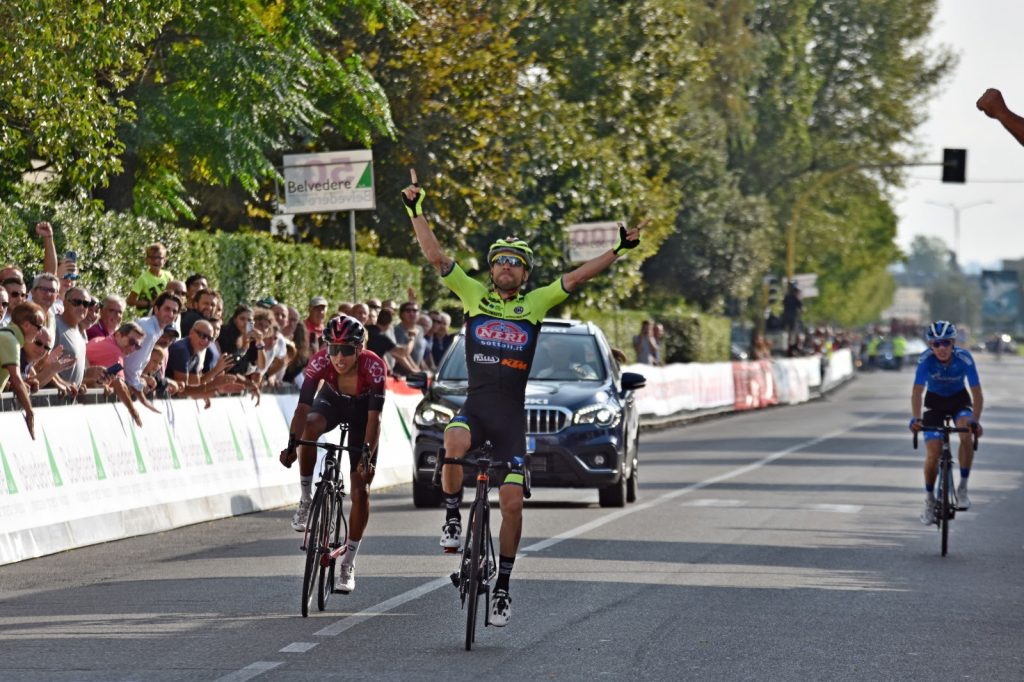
913, 417, 978, 557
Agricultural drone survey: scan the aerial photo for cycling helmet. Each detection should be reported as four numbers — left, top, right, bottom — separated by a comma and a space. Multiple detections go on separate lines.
323, 314, 365, 345
487, 236, 534, 270
925, 320, 957, 342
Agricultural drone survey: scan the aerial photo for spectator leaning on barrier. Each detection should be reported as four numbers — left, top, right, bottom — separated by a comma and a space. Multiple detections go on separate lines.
127, 242, 173, 314
253, 308, 288, 385
87, 295, 127, 340
84, 321, 146, 426
53, 286, 93, 391
23, 326, 72, 392
124, 291, 182, 400
1, 302, 45, 439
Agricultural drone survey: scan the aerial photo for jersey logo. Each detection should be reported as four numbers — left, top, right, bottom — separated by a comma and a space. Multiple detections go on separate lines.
514, 305, 524, 314
474, 319, 529, 348
473, 353, 500, 364
501, 358, 529, 371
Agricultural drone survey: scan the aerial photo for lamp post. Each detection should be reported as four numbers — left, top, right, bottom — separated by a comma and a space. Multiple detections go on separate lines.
924, 200, 992, 264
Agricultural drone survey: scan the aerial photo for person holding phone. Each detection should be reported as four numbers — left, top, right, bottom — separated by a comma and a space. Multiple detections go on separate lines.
403, 167, 646, 627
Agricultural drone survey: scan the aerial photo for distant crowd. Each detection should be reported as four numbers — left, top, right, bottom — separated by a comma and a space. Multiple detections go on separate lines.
0, 222, 453, 439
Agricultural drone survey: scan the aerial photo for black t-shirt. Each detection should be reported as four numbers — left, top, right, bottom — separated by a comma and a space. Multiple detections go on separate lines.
366, 325, 396, 361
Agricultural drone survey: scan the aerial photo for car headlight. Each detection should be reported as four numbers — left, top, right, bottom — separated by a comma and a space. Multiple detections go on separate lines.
414, 402, 454, 428
573, 403, 620, 427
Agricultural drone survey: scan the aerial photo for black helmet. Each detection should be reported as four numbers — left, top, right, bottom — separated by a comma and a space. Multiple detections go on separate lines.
323, 314, 365, 345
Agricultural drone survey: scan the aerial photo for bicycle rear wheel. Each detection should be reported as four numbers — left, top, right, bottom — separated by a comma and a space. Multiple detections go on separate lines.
464, 502, 484, 651
317, 491, 337, 611
301, 489, 325, 617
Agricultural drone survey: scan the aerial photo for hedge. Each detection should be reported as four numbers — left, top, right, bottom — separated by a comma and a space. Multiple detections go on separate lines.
0, 200, 418, 311
573, 306, 730, 364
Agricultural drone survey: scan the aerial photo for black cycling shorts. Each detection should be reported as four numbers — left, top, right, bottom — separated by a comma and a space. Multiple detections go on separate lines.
445, 395, 526, 487
922, 389, 973, 441
311, 385, 368, 472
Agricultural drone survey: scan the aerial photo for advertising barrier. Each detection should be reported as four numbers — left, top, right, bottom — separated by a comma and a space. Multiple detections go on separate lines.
0, 351, 853, 565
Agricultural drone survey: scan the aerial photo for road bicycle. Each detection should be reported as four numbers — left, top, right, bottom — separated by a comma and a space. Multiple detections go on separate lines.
292, 426, 370, 617
913, 417, 978, 557
432, 442, 530, 650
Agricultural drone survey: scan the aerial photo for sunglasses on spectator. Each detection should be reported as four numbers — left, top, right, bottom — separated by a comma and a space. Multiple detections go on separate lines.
193, 330, 213, 342
28, 318, 44, 331
126, 337, 142, 350
33, 339, 52, 351
67, 298, 92, 308
34, 286, 56, 295
931, 339, 953, 348
327, 343, 358, 357
491, 254, 525, 267
402, 307, 420, 314
9, 291, 26, 299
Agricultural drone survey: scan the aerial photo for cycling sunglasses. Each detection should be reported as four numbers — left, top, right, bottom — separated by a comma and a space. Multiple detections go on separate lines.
491, 254, 525, 267
328, 343, 358, 357
931, 339, 953, 348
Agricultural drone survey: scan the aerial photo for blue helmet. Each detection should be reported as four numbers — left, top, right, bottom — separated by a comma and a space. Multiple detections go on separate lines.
925, 320, 956, 342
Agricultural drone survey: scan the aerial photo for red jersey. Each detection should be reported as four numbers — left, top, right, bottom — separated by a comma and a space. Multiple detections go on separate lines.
300, 348, 387, 410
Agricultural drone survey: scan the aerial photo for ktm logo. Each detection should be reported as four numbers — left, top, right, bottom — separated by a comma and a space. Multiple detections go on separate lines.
501, 358, 528, 371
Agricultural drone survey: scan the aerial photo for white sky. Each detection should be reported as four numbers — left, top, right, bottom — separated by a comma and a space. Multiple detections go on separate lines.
894, 0, 1024, 272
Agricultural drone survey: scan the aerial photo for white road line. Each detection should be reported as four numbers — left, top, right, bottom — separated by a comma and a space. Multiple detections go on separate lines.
227, 412, 887, 680
806, 504, 862, 514
213, 661, 282, 682
279, 642, 318, 653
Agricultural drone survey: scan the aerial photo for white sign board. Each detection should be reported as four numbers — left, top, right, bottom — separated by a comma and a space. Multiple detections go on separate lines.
791, 272, 818, 298
282, 149, 376, 214
567, 221, 620, 263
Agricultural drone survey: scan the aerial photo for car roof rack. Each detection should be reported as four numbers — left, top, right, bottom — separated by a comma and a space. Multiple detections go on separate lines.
541, 318, 580, 327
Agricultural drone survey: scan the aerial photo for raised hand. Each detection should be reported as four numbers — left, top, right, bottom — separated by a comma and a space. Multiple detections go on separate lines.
401, 168, 426, 217
614, 218, 650, 255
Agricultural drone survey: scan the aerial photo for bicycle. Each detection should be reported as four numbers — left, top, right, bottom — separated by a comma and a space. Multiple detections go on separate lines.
291, 426, 371, 617
432, 442, 530, 650
913, 417, 979, 557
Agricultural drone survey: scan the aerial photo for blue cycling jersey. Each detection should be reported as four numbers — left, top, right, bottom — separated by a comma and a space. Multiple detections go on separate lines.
913, 346, 981, 396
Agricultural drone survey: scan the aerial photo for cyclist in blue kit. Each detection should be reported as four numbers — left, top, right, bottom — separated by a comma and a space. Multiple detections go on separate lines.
403, 168, 646, 627
908, 321, 984, 524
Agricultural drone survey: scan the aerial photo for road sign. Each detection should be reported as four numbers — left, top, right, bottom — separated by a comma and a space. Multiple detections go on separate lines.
791, 272, 818, 298
567, 221, 620, 263
281, 150, 376, 214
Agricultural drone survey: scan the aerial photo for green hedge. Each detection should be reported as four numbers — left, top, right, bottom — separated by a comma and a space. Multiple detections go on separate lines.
0, 200, 418, 310
573, 305, 730, 363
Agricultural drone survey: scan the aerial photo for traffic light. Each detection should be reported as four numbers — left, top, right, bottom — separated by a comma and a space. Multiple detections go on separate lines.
767, 276, 780, 306
942, 148, 967, 183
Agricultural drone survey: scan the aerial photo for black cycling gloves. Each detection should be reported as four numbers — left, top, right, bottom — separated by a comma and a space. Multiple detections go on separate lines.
402, 185, 426, 218
613, 221, 641, 255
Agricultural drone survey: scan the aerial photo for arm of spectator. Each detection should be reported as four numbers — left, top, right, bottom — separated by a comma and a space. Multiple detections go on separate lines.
8, 369, 35, 439
390, 346, 420, 375
977, 88, 1024, 147
36, 222, 58, 276
110, 377, 143, 427
33, 345, 77, 389
131, 385, 162, 414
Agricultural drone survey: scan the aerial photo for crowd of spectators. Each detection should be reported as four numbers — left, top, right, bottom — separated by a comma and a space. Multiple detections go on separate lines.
0, 223, 454, 439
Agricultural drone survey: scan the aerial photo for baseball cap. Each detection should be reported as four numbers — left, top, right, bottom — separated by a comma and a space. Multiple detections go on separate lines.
309, 296, 329, 308
162, 324, 180, 338
255, 296, 277, 308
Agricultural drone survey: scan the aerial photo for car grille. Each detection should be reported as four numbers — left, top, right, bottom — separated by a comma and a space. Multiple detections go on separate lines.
526, 407, 570, 434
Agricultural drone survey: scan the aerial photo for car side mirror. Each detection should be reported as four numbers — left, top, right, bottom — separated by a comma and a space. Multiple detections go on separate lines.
406, 371, 430, 394
620, 371, 646, 395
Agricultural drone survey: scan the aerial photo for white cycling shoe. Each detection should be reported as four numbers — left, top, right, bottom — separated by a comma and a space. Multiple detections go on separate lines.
291, 499, 311, 532
956, 485, 971, 511
440, 519, 462, 550
336, 564, 355, 594
489, 588, 511, 627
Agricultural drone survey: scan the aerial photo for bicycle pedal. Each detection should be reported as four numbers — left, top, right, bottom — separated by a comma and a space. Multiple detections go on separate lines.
443, 546, 459, 554
449, 572, 461, 588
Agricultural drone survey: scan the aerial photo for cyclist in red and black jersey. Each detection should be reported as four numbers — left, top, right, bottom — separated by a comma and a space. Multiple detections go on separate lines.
403, 168, 646, 627
279, 314, 388, 595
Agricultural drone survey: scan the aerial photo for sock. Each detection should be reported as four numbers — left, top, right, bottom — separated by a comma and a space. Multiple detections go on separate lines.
495, 554, 515, 592
300, 475, 313, 502
925, 482, 934, 496
959, 468, 970, 487
341, 538, 360, 567
445, 493, 461, 521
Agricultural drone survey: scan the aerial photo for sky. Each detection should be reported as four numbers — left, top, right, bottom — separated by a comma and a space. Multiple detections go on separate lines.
894, 0, 1024, 273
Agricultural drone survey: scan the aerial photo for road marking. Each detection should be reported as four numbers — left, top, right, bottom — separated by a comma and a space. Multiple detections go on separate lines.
806, 503, 862, 514
683, 498, 745, 507
279, 642, 318, 653
213, 661, 282, 682
228, 412, 887, 680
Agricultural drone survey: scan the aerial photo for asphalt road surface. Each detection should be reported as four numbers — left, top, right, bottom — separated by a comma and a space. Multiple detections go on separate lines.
2, 355, 1023, 681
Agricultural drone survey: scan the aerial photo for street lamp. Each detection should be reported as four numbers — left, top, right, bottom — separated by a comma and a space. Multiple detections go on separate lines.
924, 200, 992, 264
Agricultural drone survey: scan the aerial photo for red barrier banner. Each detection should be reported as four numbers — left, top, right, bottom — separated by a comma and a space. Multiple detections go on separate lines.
732, 360, 778, 410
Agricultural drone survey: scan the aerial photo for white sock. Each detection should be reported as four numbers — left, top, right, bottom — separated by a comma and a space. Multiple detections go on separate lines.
300, 475, 313, 502
341, 538, 361, 567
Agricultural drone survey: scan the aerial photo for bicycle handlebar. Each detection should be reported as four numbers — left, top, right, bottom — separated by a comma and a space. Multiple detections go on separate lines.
912, 424, 979, 451
431, 442, 531, 498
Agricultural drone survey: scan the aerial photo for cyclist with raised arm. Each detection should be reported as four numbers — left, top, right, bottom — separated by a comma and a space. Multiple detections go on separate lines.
279, 315, 387, 594
908, 321, 984, 524
403, 168, 646, 627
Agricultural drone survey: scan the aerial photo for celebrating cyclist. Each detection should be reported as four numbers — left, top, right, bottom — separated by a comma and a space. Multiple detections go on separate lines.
403, 168, 646, 627
280, 315, 387, 594
908, 320, 984, 524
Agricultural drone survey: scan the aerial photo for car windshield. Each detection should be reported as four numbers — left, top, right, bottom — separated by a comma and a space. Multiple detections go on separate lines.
438, 332, 606, 381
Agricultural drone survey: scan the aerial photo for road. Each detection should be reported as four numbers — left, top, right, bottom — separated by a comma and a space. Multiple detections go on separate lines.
2, 356, 1023, 681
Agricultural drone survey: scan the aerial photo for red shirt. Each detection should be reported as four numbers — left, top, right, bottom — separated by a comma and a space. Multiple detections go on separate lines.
86, 336, 126, 378
299, 348, 387, 410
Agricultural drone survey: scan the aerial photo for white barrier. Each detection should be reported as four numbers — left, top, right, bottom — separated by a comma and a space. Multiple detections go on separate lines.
0, 386, 421, 566
623, 361, 734, 417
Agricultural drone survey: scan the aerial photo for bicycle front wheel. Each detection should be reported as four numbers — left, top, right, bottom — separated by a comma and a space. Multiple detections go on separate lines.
301, 489, 326, 617
317, 490, 337, 611
940, 461, 952, 557
464, 501, 485, 651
